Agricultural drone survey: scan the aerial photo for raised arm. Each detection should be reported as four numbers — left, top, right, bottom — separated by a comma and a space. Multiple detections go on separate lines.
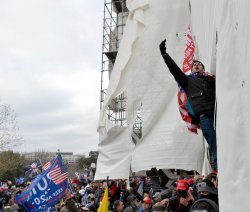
159, 39, 188, 89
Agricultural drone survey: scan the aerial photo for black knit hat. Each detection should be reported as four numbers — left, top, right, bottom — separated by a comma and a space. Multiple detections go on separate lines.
197, 179, 217, 195
192, 60, 205, 70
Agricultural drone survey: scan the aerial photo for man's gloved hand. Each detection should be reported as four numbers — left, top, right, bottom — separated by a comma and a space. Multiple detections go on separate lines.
159, 39, 167, 55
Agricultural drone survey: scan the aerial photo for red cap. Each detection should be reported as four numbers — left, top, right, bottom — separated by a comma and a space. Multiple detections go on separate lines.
176, 179, 189, 191
143, 197, 151, 204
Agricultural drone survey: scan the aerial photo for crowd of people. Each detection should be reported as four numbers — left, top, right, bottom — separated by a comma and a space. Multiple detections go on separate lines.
0, 169, 218, 212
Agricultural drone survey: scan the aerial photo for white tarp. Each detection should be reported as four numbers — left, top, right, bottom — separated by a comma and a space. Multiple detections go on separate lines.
190, 0, 217, 74
216, 0, 250, 211
96, 0, 207, 180
191, 1, 250, 210
95, 0, 150, 180
95, 125, 134, 180
130, 0, 205, 174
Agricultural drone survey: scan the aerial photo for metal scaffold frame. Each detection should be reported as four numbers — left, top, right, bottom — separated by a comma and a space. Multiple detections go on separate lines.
100, 0, 142, 139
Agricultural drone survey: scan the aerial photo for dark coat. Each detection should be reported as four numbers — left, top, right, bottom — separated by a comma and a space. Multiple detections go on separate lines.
161, 53, 215, 119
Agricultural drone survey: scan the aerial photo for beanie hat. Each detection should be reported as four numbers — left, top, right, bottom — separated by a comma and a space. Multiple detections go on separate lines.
192, 60, 205, 70
176, 179, 189, 191
197, 179, 218, 195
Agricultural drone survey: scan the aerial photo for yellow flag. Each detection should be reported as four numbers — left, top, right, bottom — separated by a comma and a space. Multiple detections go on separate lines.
60, 198, 65, 207
98, 186, 109, 212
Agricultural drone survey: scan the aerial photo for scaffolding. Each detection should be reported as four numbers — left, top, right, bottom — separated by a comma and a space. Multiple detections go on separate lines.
100, 0, 141, 139
100, 0, 128, 123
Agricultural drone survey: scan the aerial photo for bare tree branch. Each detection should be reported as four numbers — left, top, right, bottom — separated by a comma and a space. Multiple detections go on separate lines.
0, 103, 22, 150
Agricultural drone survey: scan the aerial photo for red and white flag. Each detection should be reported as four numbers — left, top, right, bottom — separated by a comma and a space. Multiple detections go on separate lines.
178, 25, 199, 133
42, 161, 51, 171
182, 26, 195, 74
49, 166, 68, 185
31, 162, 37, 169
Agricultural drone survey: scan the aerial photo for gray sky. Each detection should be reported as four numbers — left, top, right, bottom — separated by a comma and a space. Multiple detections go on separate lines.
0, 0, 103, 154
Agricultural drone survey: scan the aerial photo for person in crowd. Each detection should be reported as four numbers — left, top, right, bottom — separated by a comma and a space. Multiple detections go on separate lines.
190, 178, 219, 212
144, 177, 152, 189
0, 187, 9, 212
167, 179, 194, 212
93, 181, 104, 207
85, 194, 97, 212
54, 202, 62, 212
124, 194, 138, 212
151, 186, 176, 211
187, 178, 194, 188
192, 175, 204, 200
152, 192, 161, 205
152, 192, 169, 212
194, 175, 203, 183
205, 170, 218, 188
5, 188, 24, 212
159, 39, 217, 171
81, 204, 96, 212
74, 187, 83, 206
139, 197, 152, 212
82, 181, 92, 198
109, 181, 119, 206
196, 179, 218, 205
60, 190, 80, 212
189, 199, 219, 212
152, 198, 169, 212
60, 198, 80, 212
113, 200, 125, 212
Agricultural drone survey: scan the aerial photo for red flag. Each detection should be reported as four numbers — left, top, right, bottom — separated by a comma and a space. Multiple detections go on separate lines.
182, 27, 195, 73
178, 26, 199, 133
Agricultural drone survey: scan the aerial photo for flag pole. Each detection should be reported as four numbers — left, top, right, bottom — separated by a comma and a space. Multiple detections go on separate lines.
97, 181, 100, 203
57, 149, 61, 156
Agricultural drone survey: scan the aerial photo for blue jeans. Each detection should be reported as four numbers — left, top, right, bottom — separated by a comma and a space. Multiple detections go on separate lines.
200, 114, 217, 170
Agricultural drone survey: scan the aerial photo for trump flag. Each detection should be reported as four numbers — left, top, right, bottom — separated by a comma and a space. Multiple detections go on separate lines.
15, 154, 70, 211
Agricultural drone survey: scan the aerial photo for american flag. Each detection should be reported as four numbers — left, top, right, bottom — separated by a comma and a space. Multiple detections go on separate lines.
178, 25, 199, 133
31, 162, 37, 169
49, 166, 68, 185
42, 161, 51, 171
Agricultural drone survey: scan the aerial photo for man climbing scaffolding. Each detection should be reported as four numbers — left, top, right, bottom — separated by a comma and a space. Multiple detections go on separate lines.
159, 39, 217, 171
